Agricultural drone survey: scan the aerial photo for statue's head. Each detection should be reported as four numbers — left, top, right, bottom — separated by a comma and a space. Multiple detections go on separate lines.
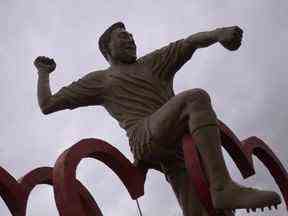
99, 22, 137, 65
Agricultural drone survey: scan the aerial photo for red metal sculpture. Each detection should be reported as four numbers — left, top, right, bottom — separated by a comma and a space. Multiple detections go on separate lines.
0, 121, 287, 215
0, 167, 101, 216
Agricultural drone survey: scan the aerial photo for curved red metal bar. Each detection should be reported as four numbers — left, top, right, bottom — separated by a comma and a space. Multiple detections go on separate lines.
217, 120, 255, 178
0, 166, 25, 215
242, 136, 288, 210
182, 134, 217, 216
0, 166, 101, 216
53, 138, 146, 216
19, 166, 102, 216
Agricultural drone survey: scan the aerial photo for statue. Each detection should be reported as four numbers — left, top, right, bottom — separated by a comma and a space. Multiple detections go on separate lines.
34, 22, 281, 215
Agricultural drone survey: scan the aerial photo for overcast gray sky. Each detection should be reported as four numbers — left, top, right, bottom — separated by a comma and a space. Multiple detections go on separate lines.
0, 0, 287, 215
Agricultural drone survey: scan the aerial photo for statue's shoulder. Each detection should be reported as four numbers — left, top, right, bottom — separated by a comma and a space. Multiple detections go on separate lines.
82, 69, 108, 81
137, 45, 169, 65
137, 51, 155, 65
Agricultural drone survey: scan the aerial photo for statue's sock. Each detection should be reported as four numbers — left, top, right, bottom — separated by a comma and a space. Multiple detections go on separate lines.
191, 125, 231, 190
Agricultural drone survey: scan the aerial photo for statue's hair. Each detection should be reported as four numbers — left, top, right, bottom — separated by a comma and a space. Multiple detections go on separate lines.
98, 22, 126, 61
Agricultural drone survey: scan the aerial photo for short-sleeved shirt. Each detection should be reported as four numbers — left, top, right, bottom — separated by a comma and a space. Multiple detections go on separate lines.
54, 39, 194, 162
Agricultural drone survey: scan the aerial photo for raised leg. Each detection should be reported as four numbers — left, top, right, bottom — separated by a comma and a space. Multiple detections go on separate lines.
145, 88, 281, 212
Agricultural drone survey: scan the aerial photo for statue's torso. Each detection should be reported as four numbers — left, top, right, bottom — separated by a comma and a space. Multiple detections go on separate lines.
102, 60, 175, 138
61, 39, 192, 152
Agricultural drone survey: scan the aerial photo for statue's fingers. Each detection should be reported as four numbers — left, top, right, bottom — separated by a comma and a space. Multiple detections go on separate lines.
49, 60, 56, 68
237, 27, 243, 34
231, 35, 242, 44
233, 30, 242, 38
223, 39, 241, 51
35, 56, 43, 63
230, 41, 241, 50
44, 58, 51, 64
40, 56, 48, 61
33, 58, 38, 65
50, 64, 56, 70
46, 58, 52, 64
232, 26, 243, 33
38, 56, 44, 62
51, 58, 56, 65
34, 57, 44, 66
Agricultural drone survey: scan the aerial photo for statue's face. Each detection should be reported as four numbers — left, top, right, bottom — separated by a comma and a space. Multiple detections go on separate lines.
108, 28, 137, 64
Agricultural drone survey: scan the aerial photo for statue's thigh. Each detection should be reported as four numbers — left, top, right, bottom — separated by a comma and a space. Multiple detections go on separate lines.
148, 92, 190, 147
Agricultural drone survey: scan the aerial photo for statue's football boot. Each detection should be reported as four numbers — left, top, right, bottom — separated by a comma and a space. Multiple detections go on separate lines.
211, 181, 281, 211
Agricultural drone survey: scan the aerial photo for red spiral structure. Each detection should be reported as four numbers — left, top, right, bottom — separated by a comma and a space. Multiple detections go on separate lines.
0, 121, 287, 215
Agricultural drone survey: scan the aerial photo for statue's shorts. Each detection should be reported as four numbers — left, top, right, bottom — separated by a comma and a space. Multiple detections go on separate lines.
130, 117, 187, 180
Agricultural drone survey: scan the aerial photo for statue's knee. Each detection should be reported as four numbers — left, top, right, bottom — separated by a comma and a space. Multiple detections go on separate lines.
182, 89, 217, 133
182, 88, 211, 105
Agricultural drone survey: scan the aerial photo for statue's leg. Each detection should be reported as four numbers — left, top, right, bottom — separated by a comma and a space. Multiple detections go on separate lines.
146, 88, 281, 211
168, 167, 209, 216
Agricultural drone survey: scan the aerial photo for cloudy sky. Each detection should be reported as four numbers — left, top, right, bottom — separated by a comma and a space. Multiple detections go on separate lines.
0, 0, 287, 215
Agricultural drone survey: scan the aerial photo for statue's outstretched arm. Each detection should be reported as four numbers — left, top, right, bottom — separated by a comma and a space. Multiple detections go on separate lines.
34, 56, 59, 114
34, 56, 104, 115
143, 26, 243, 80
184, 26, 243, 52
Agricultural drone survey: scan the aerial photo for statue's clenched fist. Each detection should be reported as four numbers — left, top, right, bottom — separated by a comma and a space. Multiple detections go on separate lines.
34, 56, 56, 73
218, 26, 243, 51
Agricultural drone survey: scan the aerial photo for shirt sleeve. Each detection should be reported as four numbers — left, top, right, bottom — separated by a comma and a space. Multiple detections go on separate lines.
51, 71, 105, 110
141, 39, 194, 81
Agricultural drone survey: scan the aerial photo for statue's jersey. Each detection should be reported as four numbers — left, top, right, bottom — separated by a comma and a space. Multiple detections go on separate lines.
54, 39, 193, 160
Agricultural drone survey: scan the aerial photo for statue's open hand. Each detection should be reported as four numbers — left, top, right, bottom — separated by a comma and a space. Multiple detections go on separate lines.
34, 56, 56, 74
218, 26, 243, 51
